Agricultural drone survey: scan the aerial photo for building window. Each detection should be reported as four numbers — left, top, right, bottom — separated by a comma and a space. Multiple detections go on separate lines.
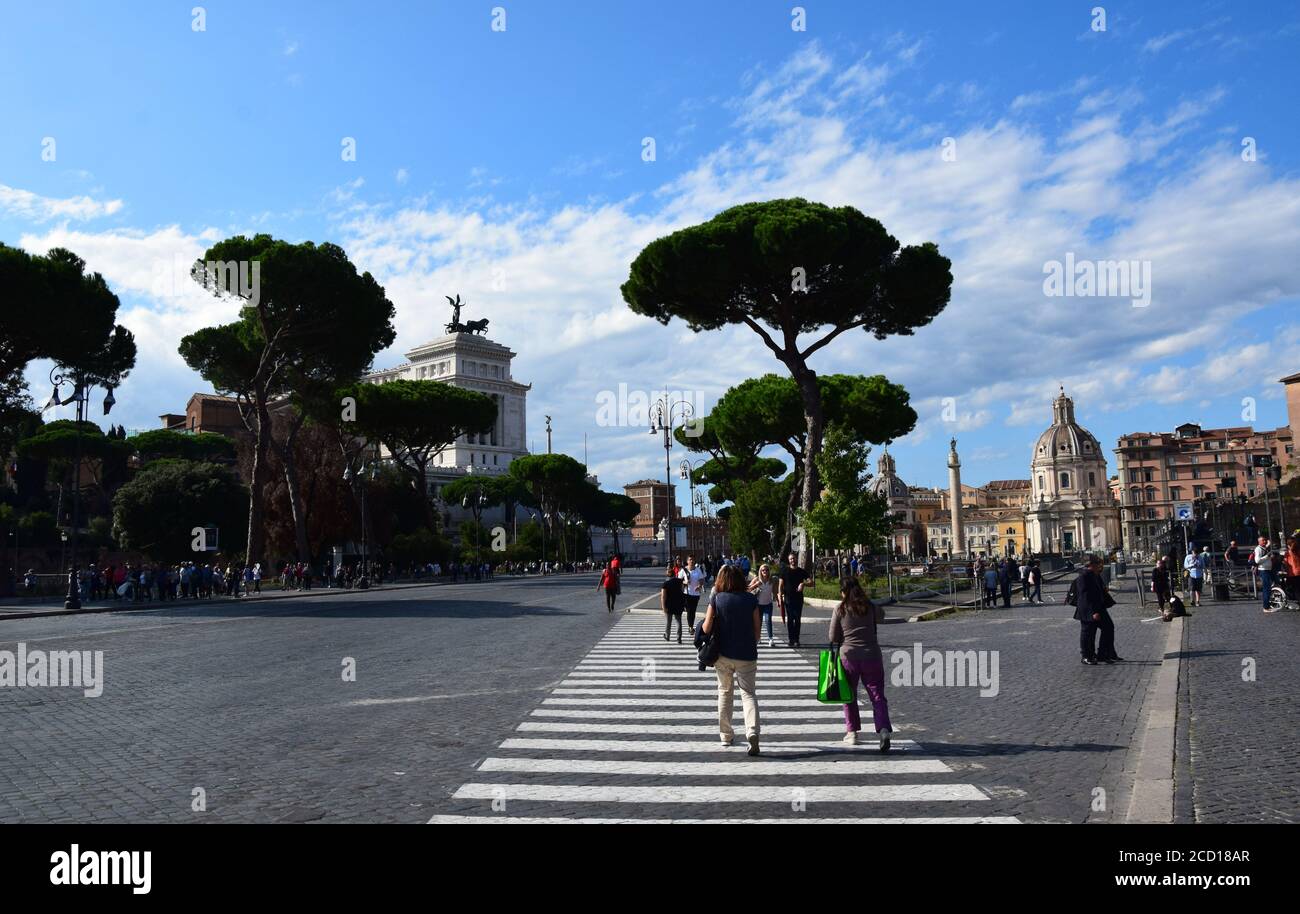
1088, 472, 1096, 488
1059, 472, 1071, 489
1037, 475, 1044, 491
1168, 468, 1177, 480
1145, 486, 1155, 502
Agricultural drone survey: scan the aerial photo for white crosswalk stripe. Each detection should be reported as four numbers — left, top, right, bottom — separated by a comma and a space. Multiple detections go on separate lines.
432, 617, 1018, 824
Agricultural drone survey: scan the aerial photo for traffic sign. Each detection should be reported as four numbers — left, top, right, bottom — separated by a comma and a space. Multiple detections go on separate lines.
1174, 503, 1193, 521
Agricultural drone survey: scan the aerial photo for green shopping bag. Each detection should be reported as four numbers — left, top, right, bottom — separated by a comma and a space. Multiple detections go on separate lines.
817, 646, 855, 703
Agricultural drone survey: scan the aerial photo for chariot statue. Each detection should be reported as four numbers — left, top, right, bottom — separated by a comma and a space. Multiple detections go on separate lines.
445, 294, 490, 335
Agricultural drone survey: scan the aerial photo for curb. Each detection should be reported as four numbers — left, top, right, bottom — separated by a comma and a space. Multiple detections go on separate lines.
1124, 615, 1184, 823
0, 574, 594, 622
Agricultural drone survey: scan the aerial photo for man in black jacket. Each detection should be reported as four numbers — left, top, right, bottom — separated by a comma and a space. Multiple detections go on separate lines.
1072, 555, 1120, 665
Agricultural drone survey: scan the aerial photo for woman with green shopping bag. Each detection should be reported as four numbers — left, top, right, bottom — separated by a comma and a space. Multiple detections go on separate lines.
828, 578, 893, 751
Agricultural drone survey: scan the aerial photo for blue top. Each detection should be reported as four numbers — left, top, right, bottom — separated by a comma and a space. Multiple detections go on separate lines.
711, 591, 759, 662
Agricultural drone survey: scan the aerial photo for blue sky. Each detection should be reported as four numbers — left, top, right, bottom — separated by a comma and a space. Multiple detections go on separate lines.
3, 0, 1299, 502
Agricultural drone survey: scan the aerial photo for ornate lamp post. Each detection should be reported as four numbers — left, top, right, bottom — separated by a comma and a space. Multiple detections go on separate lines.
693, 490, 712, 559
462, 483, 489, 567
45, 367, 116, 609
343, 458, 378, 587
650, 396, 694, 566
680, 457, 707, 554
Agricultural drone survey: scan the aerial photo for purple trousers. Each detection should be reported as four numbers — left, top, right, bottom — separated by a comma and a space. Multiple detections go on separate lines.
840, 650, 892, 733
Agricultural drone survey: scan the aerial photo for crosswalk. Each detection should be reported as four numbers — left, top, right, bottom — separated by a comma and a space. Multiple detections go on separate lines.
431, 615, 1018, 824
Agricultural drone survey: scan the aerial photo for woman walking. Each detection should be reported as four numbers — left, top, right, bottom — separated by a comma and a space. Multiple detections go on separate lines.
597, 561, 619, 612
700, 564, 761, 755
748, 563, 776, 647
829, 578, 893, 751
661, 565, 685, 642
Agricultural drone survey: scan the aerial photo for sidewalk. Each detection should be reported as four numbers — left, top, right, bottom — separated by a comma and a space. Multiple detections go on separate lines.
0, 573, 564, 621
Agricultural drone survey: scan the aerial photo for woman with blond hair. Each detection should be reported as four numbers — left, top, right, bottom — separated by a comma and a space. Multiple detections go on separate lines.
700, 564, 762, 755
829, 578, 893, 750
747, 563, 777, 648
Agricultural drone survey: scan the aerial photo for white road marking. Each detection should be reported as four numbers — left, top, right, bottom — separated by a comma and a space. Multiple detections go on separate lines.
452, 783, 988, 802
543, 698, 856, 707
497, 738, 916, 754
425, 594, 1019, 824
518, 722, 853, 734
531, 708, 854, 720
429, 815, 1017, 824
559, 680, 811, 688
477, 757, 947, 775
552, 688, 816, 696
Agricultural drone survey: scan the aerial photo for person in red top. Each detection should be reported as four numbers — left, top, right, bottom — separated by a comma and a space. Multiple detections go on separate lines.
597, 561, 619, 612
1284, 534, 1300, 599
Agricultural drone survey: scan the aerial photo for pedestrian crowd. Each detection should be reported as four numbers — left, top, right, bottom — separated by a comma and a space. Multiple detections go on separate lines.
637, 551, 893, 757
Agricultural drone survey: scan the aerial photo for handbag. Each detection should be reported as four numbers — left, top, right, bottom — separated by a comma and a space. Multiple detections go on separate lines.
696, 597, 722, 667
817, 645, 855, 704
1102, 589, 1116, 609
696, 630, 721, 667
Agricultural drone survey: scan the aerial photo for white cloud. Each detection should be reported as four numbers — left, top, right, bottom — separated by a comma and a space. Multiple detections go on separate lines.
14, 44, 1300, 489
0, 184, 123, 221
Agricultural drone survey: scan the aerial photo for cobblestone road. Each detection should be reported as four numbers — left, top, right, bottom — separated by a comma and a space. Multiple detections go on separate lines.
1, 566, 1291, 823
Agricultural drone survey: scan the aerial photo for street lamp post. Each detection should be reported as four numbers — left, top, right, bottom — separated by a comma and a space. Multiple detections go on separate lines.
45, 368, 114, 609
693, 490, 711, 560
343, 458, 378, 587
650, 396, 694, 567
680, 457, 707, 556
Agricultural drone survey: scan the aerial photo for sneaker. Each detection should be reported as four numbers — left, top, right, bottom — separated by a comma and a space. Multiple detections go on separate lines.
843, 731, 858, 745
720, 736, 734, 747
1081, 657, 1098, 665
746, 735, 760, 756
768, 638, 775, 648
878, 730, 891, 753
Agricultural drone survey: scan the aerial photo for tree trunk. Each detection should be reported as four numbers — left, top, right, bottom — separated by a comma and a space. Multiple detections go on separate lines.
791, 361, 824, 568
276, 413, 312, 563
245, 396, 272, 565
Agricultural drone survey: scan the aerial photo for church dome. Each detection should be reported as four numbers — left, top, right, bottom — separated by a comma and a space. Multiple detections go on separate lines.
1032, 390, 1103, 467
870, 473, 910, 499
870, 449, 910, 500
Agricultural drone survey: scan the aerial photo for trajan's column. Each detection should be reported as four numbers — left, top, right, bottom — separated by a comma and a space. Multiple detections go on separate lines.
947, 438, 966, 556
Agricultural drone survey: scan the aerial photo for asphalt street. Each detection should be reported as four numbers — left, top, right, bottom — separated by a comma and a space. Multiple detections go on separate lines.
0, 567, 1294, 823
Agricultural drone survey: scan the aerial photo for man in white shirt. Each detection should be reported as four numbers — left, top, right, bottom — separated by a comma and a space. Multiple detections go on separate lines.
1183, 548, 1204, 606
1253, 537, 1274, 611
678, 555, 709, 633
